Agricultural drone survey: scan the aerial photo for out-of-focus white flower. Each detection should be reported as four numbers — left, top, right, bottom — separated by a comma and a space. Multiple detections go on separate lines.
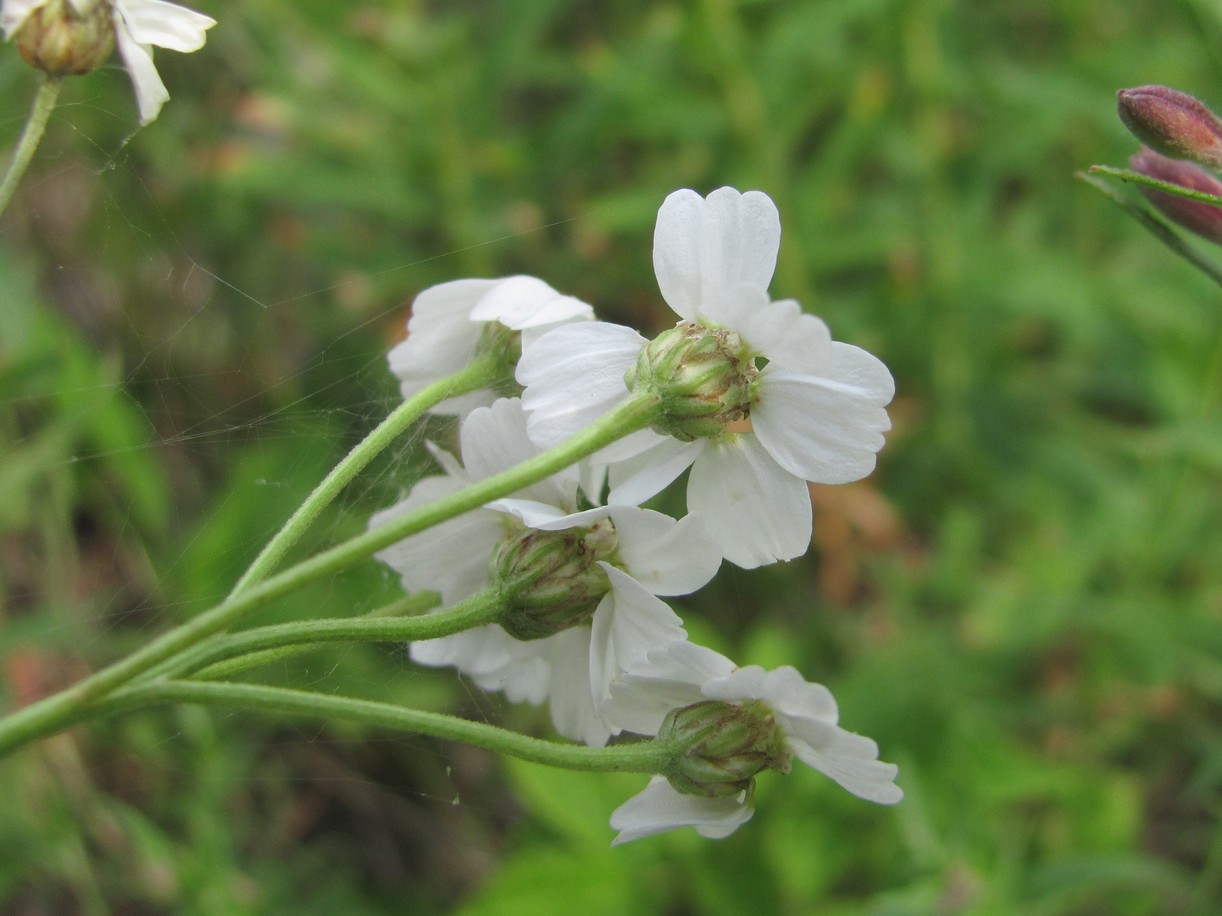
1, 0, 215, 124
389, 276, 593, 418
370, 398, 720, 747
518, 188, 894, 569
606, 641, 901, 844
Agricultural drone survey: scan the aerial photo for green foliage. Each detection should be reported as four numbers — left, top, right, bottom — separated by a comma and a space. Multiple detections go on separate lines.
3, 0, 1222, 912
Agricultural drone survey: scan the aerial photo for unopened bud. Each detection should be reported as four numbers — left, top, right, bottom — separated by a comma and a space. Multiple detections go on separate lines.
625, 321, 758, 442
1117, 85, 1222, 170
12, 0, 114, 77
1130, 147, 1222, 246
493, 520, 617, 640
659, 700, 789, 798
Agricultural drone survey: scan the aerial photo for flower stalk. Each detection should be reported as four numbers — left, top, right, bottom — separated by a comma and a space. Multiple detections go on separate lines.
99, 680, 682, 775
0, 74, 61, 219
0, 392, 660, 759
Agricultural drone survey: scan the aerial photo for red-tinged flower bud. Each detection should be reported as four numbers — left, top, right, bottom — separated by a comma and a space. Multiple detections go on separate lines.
1130, 147, 1222, 246
1117, 85, 1222, 170
12, 0, 114, 77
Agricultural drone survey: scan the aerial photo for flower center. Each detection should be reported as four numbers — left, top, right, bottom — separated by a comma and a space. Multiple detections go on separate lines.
624, 321, 759, 442
492, 518, 620, 640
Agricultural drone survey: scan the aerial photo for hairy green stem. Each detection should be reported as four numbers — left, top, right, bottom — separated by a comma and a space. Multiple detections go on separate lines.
0, 393, 661, 758
1087, 164, 1222, 207
0, 75, 61, 218
103, 680, 679, 774
229, 351, 503, 596
1077, 170, 1222, 287
180, 587, 501, 679
143, 590, 440, 683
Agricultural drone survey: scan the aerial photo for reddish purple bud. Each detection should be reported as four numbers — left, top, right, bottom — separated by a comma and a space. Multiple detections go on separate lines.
1117, 86, 1222, 170
1130, 147, 1222, 245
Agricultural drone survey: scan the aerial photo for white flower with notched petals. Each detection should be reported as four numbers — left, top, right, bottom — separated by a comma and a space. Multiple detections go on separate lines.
606, 641, 901, 844
389, 276, 593, 417
370, 398, 720, 747
518, 187, 894, 569
1, 0, 216, 124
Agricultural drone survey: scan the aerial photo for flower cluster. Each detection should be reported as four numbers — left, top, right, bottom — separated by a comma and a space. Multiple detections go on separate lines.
371, 187, 901, 842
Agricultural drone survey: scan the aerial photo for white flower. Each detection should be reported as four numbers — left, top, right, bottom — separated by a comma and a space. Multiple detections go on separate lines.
370, 397, 720, 747
1, 0, 216, 124
389, 276, 593, 417
518, 188, 894, 569
606, 641, 902, 845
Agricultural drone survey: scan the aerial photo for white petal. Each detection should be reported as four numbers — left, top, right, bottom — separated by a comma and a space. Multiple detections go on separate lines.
604, 641, 736, 736
588, 566, 686, 711
752, 358, 893, 485
468, 275, 593, 330
113, 20, 170, 125
411, 625, 550, 707
114, 0, 215, 52
605, 437, 703, 506
652, 188, 781, 323
609, 508, 720, 596
1, 0, 46, 37
459, 397, 578, 507
727, 296, 833, 369
788, 726, 903, 804
370, 478, 501, 605
610, 776, 753, 845
541, 627, 615, 747
389, 279, 497, 409
687, 436, 813, 568
489, 500, 610, 530
517, 322, 645, 448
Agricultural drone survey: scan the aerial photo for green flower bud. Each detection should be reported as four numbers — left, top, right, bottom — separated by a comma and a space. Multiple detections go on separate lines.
624, 321, 758, 442
493, 520, 618, 640
660, 700, 790, 798
1117, 85, 1222, 171
13, 0, 114, 77
1130, 147, 1222, 246
472, 321, 527, 400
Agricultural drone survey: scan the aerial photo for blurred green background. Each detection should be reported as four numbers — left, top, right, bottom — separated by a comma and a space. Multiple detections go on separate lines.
2, 0, 1221, 912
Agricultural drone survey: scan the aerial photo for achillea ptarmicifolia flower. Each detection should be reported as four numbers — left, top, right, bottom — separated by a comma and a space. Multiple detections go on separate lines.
371, 398, 720, 747
605, 641, 902, 844
1, 0, 215, 124
518, 187, 894, 569
389, 276, 593, 419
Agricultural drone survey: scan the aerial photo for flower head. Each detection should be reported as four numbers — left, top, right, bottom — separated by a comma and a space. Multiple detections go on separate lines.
389, 276, 593, 418
2, 0, 215, 124
606, 641, 902, 844
518, 188, 894, 568
370, 398, 720, 747
1117, 85, 1222, 170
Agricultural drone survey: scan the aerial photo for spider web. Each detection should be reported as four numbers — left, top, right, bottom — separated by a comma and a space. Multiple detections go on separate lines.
0, 102, 595, 863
